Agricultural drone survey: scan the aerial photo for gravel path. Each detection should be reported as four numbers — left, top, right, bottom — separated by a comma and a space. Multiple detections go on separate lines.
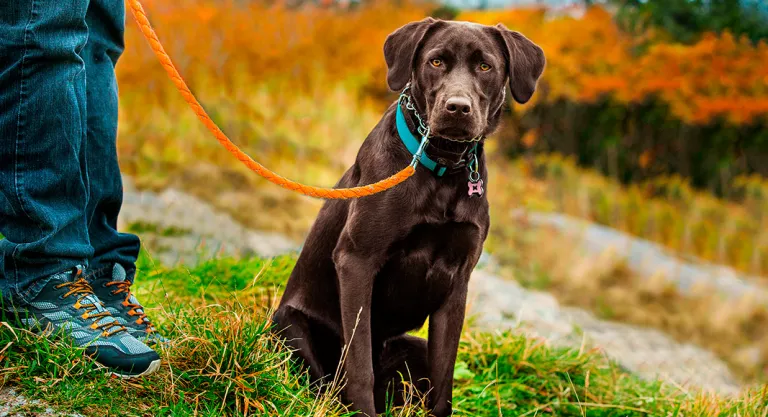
119, 177, 297, 264
0, 388, 82, 417
117, 176, 742, 395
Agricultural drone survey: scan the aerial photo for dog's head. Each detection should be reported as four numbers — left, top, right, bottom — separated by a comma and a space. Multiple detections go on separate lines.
384, 19, 545, 141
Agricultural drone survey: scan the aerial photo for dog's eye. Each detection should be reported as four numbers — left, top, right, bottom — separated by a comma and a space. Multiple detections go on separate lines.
430, 59, 443, 68
479, 63, 491, 72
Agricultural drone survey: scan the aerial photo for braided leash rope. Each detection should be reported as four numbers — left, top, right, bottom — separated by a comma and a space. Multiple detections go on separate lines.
127, 0, 415, 199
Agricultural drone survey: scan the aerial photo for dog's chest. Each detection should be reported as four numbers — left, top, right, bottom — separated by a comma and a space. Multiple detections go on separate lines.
418, 178, 487, 224
370, 218, 482, 337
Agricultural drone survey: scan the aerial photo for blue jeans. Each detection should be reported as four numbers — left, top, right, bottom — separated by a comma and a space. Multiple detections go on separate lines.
0, 0, 141, 304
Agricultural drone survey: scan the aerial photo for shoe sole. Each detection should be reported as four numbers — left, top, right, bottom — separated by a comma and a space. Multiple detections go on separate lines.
108, 358, 162, 379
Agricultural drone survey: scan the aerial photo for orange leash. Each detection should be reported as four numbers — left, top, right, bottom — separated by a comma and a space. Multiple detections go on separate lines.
127, 0, 415, 199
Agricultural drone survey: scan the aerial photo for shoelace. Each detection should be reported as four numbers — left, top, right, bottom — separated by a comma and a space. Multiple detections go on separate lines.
105, 281, 157, 334
55, 277, 127, 337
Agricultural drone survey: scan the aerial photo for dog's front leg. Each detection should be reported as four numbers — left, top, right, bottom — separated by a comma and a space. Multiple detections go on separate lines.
334, 244, 377, 415
426, 278, 468, 417
332, 198, 408, 417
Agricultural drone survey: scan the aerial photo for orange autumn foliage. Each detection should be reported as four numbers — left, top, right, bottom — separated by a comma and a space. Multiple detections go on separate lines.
120, 2, 768, 127
460, 6, 768, 125
119, 0, 429, 97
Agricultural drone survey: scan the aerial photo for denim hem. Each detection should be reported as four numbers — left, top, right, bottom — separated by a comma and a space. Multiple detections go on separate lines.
14, 263, 85, 306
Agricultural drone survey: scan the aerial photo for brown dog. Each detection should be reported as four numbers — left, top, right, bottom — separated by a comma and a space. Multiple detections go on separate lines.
273, 18, 544, 417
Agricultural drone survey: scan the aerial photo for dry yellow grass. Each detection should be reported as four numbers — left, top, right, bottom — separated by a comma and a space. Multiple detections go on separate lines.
487, 217, 768, 381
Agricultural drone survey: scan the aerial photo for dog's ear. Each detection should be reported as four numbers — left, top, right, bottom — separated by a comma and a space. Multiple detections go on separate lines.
383, 17, 436, 92
495, 24, 545, 104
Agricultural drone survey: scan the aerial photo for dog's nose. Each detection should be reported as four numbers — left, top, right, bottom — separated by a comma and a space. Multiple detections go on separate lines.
445, 97, 472, 115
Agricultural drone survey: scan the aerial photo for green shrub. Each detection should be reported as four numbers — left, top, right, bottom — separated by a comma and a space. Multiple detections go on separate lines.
613, 0, 768, 44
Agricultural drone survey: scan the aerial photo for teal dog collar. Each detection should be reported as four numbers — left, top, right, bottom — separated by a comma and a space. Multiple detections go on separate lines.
396, 101, 447, 177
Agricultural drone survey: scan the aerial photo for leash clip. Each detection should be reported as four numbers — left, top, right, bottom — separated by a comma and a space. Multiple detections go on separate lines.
410, 129, 431, 169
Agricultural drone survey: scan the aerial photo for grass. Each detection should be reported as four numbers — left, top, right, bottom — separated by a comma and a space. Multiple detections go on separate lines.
1, 253, 767, 416
126, 221, 192, 237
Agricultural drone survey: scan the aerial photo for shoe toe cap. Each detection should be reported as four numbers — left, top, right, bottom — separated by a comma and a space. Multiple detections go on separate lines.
85, 344, 161, 377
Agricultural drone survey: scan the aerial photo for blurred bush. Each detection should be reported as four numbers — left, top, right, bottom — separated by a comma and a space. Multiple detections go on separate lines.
461, 6, 768, 195
613, 0, 768, 45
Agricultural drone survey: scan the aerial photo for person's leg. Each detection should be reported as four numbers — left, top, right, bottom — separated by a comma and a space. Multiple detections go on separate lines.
0, 0, 161, 378
0, 0, 94, 304
81, 0, 141, 280
81, 0, 164, 344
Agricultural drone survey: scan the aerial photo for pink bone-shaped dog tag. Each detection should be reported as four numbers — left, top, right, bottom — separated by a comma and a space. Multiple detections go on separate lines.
468, 179, 484, 197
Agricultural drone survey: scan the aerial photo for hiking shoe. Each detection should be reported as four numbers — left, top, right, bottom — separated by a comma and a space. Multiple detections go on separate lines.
89, 264, 169, 345
2, 267, 161, 378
